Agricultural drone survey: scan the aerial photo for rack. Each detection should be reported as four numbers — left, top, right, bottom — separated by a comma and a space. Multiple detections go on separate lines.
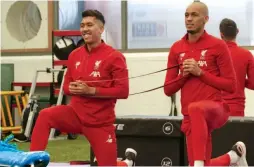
51, 30, 81, 99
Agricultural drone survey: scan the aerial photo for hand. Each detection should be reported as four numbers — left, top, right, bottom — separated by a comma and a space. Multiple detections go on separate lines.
69, 81, 82, 94
182, 71, 190, 77
69, 81, 96, 95
180, 65, 189, 76
183, 58, 203, 76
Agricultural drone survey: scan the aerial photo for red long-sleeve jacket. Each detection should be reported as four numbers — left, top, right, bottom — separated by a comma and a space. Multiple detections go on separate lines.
222, 41, 254, 116
164, 31, 236, 115
63, 41, 129, 126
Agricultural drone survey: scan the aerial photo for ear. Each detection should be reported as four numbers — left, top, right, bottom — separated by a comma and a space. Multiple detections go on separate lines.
100, 25, 104, 34
220, 32, 224, 39
96, 19, 105, 34
236, 28, 239, 35
204, 16, 209, 24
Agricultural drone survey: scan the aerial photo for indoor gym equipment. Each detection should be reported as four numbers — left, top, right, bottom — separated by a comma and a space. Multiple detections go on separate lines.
56, 66, 67, 87
51, 30, 81, 107
91, 115, 254, 166
13, 94, 41, 142
0, 90, 28, 139
20, 68, 78, 141
53, 37, 76, 60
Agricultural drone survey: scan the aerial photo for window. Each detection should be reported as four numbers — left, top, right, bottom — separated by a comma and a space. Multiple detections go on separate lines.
58, 0, 85, 30
58, 1, 122, 49
127, 0, 254, 49
205, 0, 254, 46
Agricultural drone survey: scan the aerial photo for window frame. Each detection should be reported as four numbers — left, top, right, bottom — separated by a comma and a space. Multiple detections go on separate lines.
55, 1, 254, 53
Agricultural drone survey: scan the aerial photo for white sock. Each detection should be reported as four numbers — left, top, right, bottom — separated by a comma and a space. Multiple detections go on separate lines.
123, 159, 133, 167
227, 150, 240, 164
194, 160, 204, 167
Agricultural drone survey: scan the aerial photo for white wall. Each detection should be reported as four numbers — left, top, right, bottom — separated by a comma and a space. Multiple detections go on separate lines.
1, 52, 254, 117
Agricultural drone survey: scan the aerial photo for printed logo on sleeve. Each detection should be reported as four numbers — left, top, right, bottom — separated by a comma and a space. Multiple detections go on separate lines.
75, 61, 80, 69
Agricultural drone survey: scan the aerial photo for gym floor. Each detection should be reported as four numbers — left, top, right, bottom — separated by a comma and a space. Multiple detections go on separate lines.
16, 135, 90, 163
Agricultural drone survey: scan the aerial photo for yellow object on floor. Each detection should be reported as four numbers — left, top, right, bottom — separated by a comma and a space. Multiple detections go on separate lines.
0, 91, 28, 135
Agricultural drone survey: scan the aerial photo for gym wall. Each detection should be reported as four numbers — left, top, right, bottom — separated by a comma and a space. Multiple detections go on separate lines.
1, 1, 254, 117
1, 52, 254, 117
1, 1, 52, 52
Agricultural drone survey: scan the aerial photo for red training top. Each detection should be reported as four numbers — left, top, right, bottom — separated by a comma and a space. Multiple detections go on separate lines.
164, 31, 236, 116
222, 41, 254, 116
63, 41, 129, 126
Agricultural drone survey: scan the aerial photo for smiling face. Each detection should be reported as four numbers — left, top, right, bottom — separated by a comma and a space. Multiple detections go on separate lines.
80, 16, 104, 45
185, 2, 209, 34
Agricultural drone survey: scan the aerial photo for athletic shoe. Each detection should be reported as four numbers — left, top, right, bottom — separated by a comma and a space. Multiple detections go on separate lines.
231, 141, 248, 167
0, 134, 50, 167
125, 148, 137, 166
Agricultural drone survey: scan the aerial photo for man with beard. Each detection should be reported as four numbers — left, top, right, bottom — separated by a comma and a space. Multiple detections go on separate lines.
164, 1, 247, 166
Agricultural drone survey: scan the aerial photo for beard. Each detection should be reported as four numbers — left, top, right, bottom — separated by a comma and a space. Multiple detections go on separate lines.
187, 30, 197, 34
187, 26, 203, 35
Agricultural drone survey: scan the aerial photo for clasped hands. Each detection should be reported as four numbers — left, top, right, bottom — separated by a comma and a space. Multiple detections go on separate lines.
182, 58, 203, 76
69, 80, 96, 95
68, 59, 202, 94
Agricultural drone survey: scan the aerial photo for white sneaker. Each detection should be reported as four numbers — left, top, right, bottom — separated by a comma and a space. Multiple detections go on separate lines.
231, 141, 248, 167
125, 148, 137, 166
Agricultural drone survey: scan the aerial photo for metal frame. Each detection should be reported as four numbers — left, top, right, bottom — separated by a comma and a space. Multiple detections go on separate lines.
22, 68, 66, 140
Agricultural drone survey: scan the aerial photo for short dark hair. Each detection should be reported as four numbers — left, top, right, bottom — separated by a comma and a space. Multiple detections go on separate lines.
219, 18, 238, 40
82, 10, 105, 25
